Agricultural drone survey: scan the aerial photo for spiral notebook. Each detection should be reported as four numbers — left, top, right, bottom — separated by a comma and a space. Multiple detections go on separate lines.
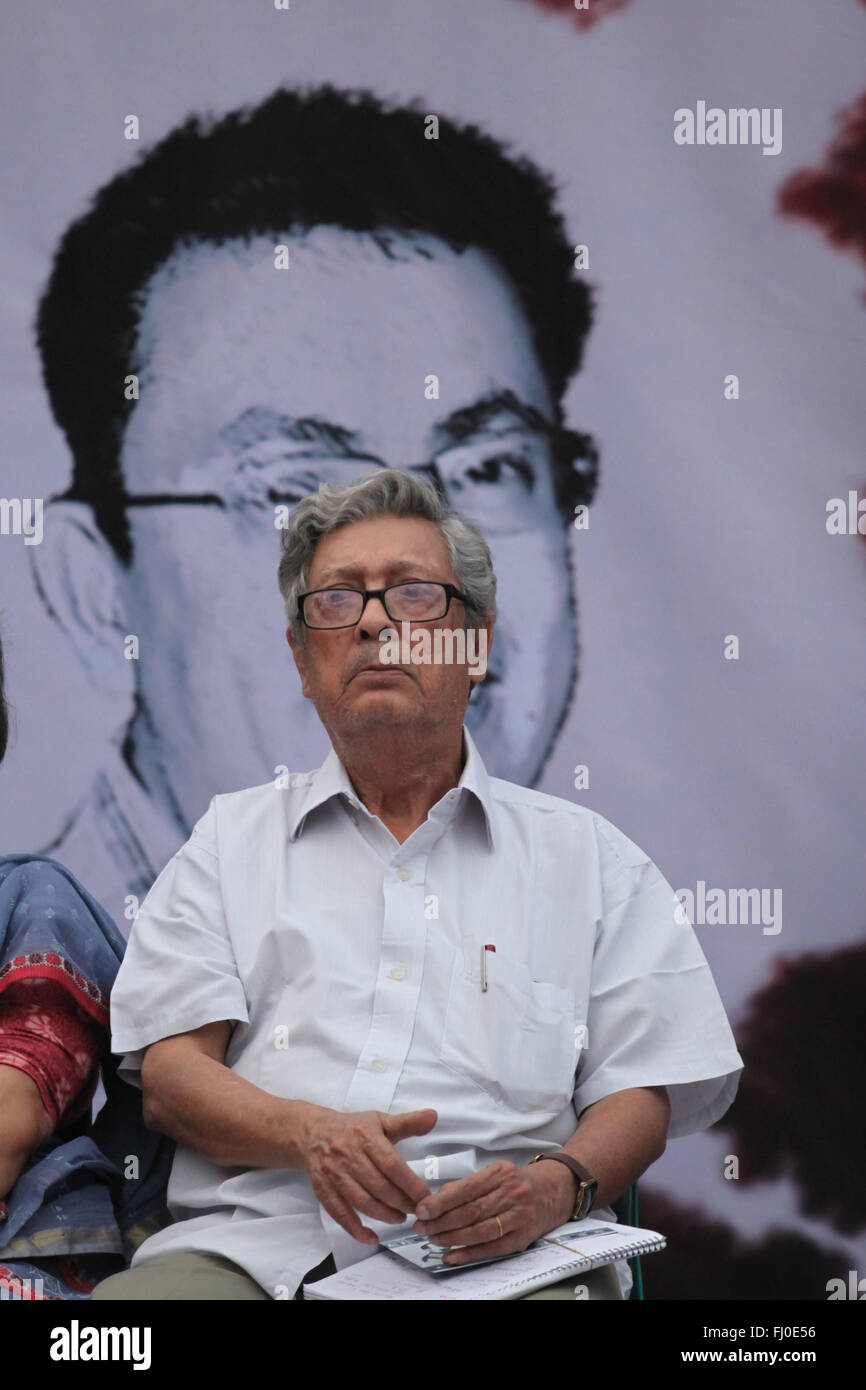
302, 1218, 666, 1300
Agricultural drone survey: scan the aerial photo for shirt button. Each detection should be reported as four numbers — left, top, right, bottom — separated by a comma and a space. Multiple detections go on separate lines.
389, 966, 406, 981
371, 1059, 387, 1073
396, 866, 411, 882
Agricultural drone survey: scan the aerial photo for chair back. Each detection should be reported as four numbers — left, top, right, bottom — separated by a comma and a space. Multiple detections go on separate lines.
609, 1182, 643, 1300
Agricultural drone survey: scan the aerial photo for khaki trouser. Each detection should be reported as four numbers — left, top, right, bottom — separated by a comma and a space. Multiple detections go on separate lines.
90, 1250, 625, 1301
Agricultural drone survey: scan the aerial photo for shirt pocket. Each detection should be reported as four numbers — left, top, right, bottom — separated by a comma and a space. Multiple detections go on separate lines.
438, 945, 579, 1118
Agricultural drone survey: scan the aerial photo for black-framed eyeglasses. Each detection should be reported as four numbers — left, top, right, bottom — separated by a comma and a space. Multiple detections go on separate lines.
51, 419, 599, 528
298, 581, 469, 630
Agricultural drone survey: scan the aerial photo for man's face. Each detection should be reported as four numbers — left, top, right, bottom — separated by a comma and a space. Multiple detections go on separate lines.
116, 227, 577, 823
287, 513, 491, 751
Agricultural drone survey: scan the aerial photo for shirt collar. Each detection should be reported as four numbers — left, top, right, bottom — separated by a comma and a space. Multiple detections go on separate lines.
288, 723, 497, 851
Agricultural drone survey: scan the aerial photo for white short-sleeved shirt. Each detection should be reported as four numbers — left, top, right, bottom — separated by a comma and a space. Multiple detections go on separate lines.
109, 726, 743, 1299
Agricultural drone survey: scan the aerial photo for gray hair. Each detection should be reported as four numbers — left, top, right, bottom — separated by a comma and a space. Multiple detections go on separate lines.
277, 467, 497, 644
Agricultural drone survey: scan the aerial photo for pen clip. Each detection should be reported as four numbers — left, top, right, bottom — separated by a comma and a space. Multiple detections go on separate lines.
480, 942, 495, 992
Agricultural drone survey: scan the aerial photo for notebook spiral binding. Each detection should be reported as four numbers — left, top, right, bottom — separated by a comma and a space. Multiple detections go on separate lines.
498, 1235, 667, 1296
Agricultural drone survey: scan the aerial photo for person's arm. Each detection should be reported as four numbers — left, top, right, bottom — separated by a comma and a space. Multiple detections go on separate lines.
140, 1020, 317, 1169
0, 976, 105, 1200
0, 1063, 54, 1199
140, 1019, 438, 1242
534, 1085, 671, 1229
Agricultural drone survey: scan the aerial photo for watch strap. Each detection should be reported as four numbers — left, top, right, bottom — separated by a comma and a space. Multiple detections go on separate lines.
530, 1151, 597, 1218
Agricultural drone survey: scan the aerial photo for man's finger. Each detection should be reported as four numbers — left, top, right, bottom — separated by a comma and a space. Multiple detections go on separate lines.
349, 1151, 421, 1220
316, 1182, 380, 1245
371, 1139, 433, 1209
419, 1188, 499, 1237
329, 1168, 407, 1227
381, 1108, 438, 1143
416, 1161, 506, 1220
441, 1231, 522, 1266
436, 1210, 519, 1252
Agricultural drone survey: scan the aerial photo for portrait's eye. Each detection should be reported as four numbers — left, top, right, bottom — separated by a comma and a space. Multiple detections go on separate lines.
461, 452, 535, 491
435, 442, 539, 509
262, 463, 334, 505
429, 440, 549, 538
231, 456, 377, 509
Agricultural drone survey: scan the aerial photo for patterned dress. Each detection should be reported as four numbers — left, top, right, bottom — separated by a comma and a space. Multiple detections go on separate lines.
0, 856, 174, 1299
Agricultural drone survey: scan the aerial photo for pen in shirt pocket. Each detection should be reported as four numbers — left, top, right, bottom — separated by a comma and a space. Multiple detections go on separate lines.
480, 943, 496, 992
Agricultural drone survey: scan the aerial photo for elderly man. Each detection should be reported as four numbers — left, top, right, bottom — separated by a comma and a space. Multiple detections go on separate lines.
91, 469, 743, 1301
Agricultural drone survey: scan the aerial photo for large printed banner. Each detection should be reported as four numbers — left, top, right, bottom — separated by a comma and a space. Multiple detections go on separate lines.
1, 0, 864, 1300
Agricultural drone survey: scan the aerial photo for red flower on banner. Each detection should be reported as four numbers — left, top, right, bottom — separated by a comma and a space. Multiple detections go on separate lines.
779, 89, 866, 552
515, 0, 633, 31
778, 91, 866, 295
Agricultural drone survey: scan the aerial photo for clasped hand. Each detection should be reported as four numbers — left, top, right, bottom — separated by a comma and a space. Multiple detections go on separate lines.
300, 1103, 561, 1265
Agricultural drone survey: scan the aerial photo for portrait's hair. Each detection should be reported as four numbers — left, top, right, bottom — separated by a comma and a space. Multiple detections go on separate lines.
278, 467, 497, 645
34, 83, 596, 564
0, 632, 8, 764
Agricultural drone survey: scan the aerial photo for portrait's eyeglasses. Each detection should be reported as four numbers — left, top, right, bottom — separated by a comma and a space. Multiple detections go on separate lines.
59, 421, 598, 533
298, 581, 468, 630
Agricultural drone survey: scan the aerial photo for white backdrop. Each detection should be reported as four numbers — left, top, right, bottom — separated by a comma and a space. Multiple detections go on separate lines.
1, 0, 864, 1290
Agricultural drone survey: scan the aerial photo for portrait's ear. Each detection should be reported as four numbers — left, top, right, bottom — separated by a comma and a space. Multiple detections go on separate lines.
286, 626, 313, 699
28, 500, 135, 701
558, 428, 599, 513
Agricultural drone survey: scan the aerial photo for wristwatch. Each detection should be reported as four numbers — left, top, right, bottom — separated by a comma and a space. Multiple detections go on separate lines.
529, 1151, 598, 1220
